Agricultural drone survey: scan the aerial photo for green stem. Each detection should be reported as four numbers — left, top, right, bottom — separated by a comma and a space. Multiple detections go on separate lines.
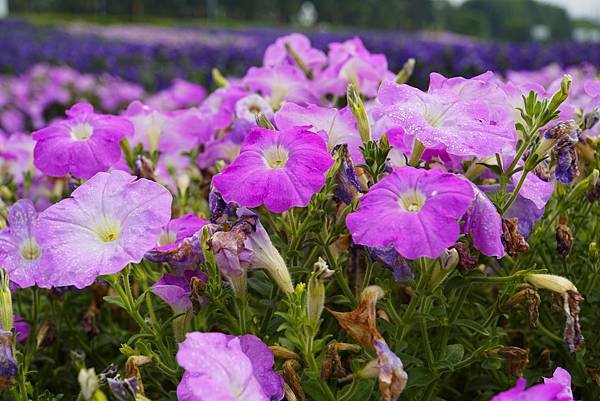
501, 168, 529, 214
338, 378, 359, 401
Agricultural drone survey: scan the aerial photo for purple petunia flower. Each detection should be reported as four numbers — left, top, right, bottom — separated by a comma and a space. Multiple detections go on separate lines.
374, 80, 516, 159
212, 126, 334, 213
274, 102, 364, 163
346, 167, 474, 260
13, 314, 29, 343
177, 332, 284, 401
36, 170, 172, 288
243, 65, 318, 109
0, 199, 52, 288
32, 103, 133, 179
155, 214, 208, 252
491, 367, 575, 401
0, 330, 17, 387
263, 33, 327, 71
462, 183, 504, 258
151, 269, 208, 314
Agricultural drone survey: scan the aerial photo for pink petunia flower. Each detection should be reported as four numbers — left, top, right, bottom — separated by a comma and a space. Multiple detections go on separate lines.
374, 80, 516, 159
36, 170, 172, 288
274, 102, 364, 163
263, 33, 327, 71
212, 127, 334, 213
177, 332, 284, 401
0, 199, 52, 288
32, 103, 133, 179
491, 367, 574, 401
346, 167, 474, 260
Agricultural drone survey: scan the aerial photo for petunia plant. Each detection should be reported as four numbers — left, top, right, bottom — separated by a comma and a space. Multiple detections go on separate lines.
0, 33, 599, 401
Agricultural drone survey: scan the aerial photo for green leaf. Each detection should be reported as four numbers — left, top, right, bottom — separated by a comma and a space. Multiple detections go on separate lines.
103, 295, 126, 309
455, 319, 490, 336
444, 344, 465, 367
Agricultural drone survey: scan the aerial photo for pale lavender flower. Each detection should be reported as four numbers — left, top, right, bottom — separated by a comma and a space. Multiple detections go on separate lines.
177, 332, 284, 401
346, 167, 473, 259
0, 199, 52, 288
37, 170, 172, 288
243, 65, 318, 109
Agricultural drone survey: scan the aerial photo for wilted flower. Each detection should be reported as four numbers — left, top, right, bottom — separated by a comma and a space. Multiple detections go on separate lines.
37, 170, 172, 288
107, 375, 138, 401
374, 339, 408, 401
501, 218, 530, 257
346, 167, 474, 259
212, 126, 334, 213
536, 121, 581, 184
366, 246, 414, 282
32, 102, 133, 179
0, 199, 52, 288
0, 330, 16, 388
177, 332, 284, 401
556, 220, 573, 260
151, 269, 208, 315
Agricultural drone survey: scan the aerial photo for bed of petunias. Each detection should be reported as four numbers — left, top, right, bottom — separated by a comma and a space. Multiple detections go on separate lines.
1, 32, 600, 401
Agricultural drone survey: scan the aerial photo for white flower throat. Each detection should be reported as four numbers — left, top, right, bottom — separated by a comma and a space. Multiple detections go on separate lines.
93, 216, 121, 242
263, 145, 289, 169
19, 237, 42, 260
70, 123, 94, 141
399, 190, 426, 212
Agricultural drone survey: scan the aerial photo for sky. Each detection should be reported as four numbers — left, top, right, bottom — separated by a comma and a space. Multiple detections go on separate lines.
447, 0, 600, 20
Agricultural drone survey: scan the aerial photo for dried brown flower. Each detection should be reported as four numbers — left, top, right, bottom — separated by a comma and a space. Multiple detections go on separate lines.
502, 218, 529, 257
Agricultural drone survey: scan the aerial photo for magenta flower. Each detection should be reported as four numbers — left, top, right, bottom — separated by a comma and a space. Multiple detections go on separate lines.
274, 102, 364, 162
151, 269, 208, 314
263, 33, 327, 71
491, 367, 574, 401
0, 199, 52, 288
462, 183, 504, 258
146, 78, 206, 111
346, 167, 474, 259
37, 170, 172, 288
177, 332, 284, 401
212, 127, 334, 213
243, 65, 318, 109
374, 80, 516, 159
32, 103, 133, 179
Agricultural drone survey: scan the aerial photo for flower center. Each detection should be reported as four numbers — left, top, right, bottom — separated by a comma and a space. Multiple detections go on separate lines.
92, 216, 121, 242
263, 145, 289, 169
158, 230, 177, 246
70, 123, 94, 141
19, 238, 42, 260
399, 190, 426, 212
248, 104, 262, 114
422, 104, 448, 129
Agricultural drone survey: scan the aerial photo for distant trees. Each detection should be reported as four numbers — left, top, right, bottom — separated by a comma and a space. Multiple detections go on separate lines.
8, 0, 577, 41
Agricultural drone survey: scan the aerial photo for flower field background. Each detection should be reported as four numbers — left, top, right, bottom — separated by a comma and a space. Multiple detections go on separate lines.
0, 13, 600, 401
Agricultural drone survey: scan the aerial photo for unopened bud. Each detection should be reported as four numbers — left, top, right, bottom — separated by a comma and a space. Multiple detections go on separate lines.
307, 257, 334, 329
526, 274, 578, 294
269, 345, 301, 361
176, 173, 191, 198
395, 58, 415, 84
211, 68, 229, 88
78, 368, 100, 401
347, 83, 371, 144
548, 74, 572, 113
0, 270, 12, 332
285, 42, 313, 79
255, 112, 276, 130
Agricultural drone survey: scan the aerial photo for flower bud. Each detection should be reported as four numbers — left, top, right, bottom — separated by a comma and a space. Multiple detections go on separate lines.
526, 274, 578, 294
284, 42, 313, 79
395, 58, 415, 84
307, 257, 334, 329
0, 270, 12, 332
78, 368, 100, 401
134, 155, 155, 181
176, 173, 191, 198
347, 83, 371, 144
255, 112, 276, 130
211, 68, 229, 88
0, 330, 17, 388
548, 74, 572, 113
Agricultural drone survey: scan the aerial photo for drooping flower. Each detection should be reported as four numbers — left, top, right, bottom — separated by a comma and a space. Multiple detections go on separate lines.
0, 330, 17, 388
263, 33, 327, 71
0, 199, 52, 288
346, 167, 474, 260
274, 102, 363, 163
37, 170, 172, 288
212, 127, 334, 213
151, 269, 208, 314
210, 208, 293, 294
374, 80, 516, 159
154, 214, 208, 252
491, 367, 575, 401
32, 102, 133, 179
177, 332, 284, 401
374, 339, 408, 401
